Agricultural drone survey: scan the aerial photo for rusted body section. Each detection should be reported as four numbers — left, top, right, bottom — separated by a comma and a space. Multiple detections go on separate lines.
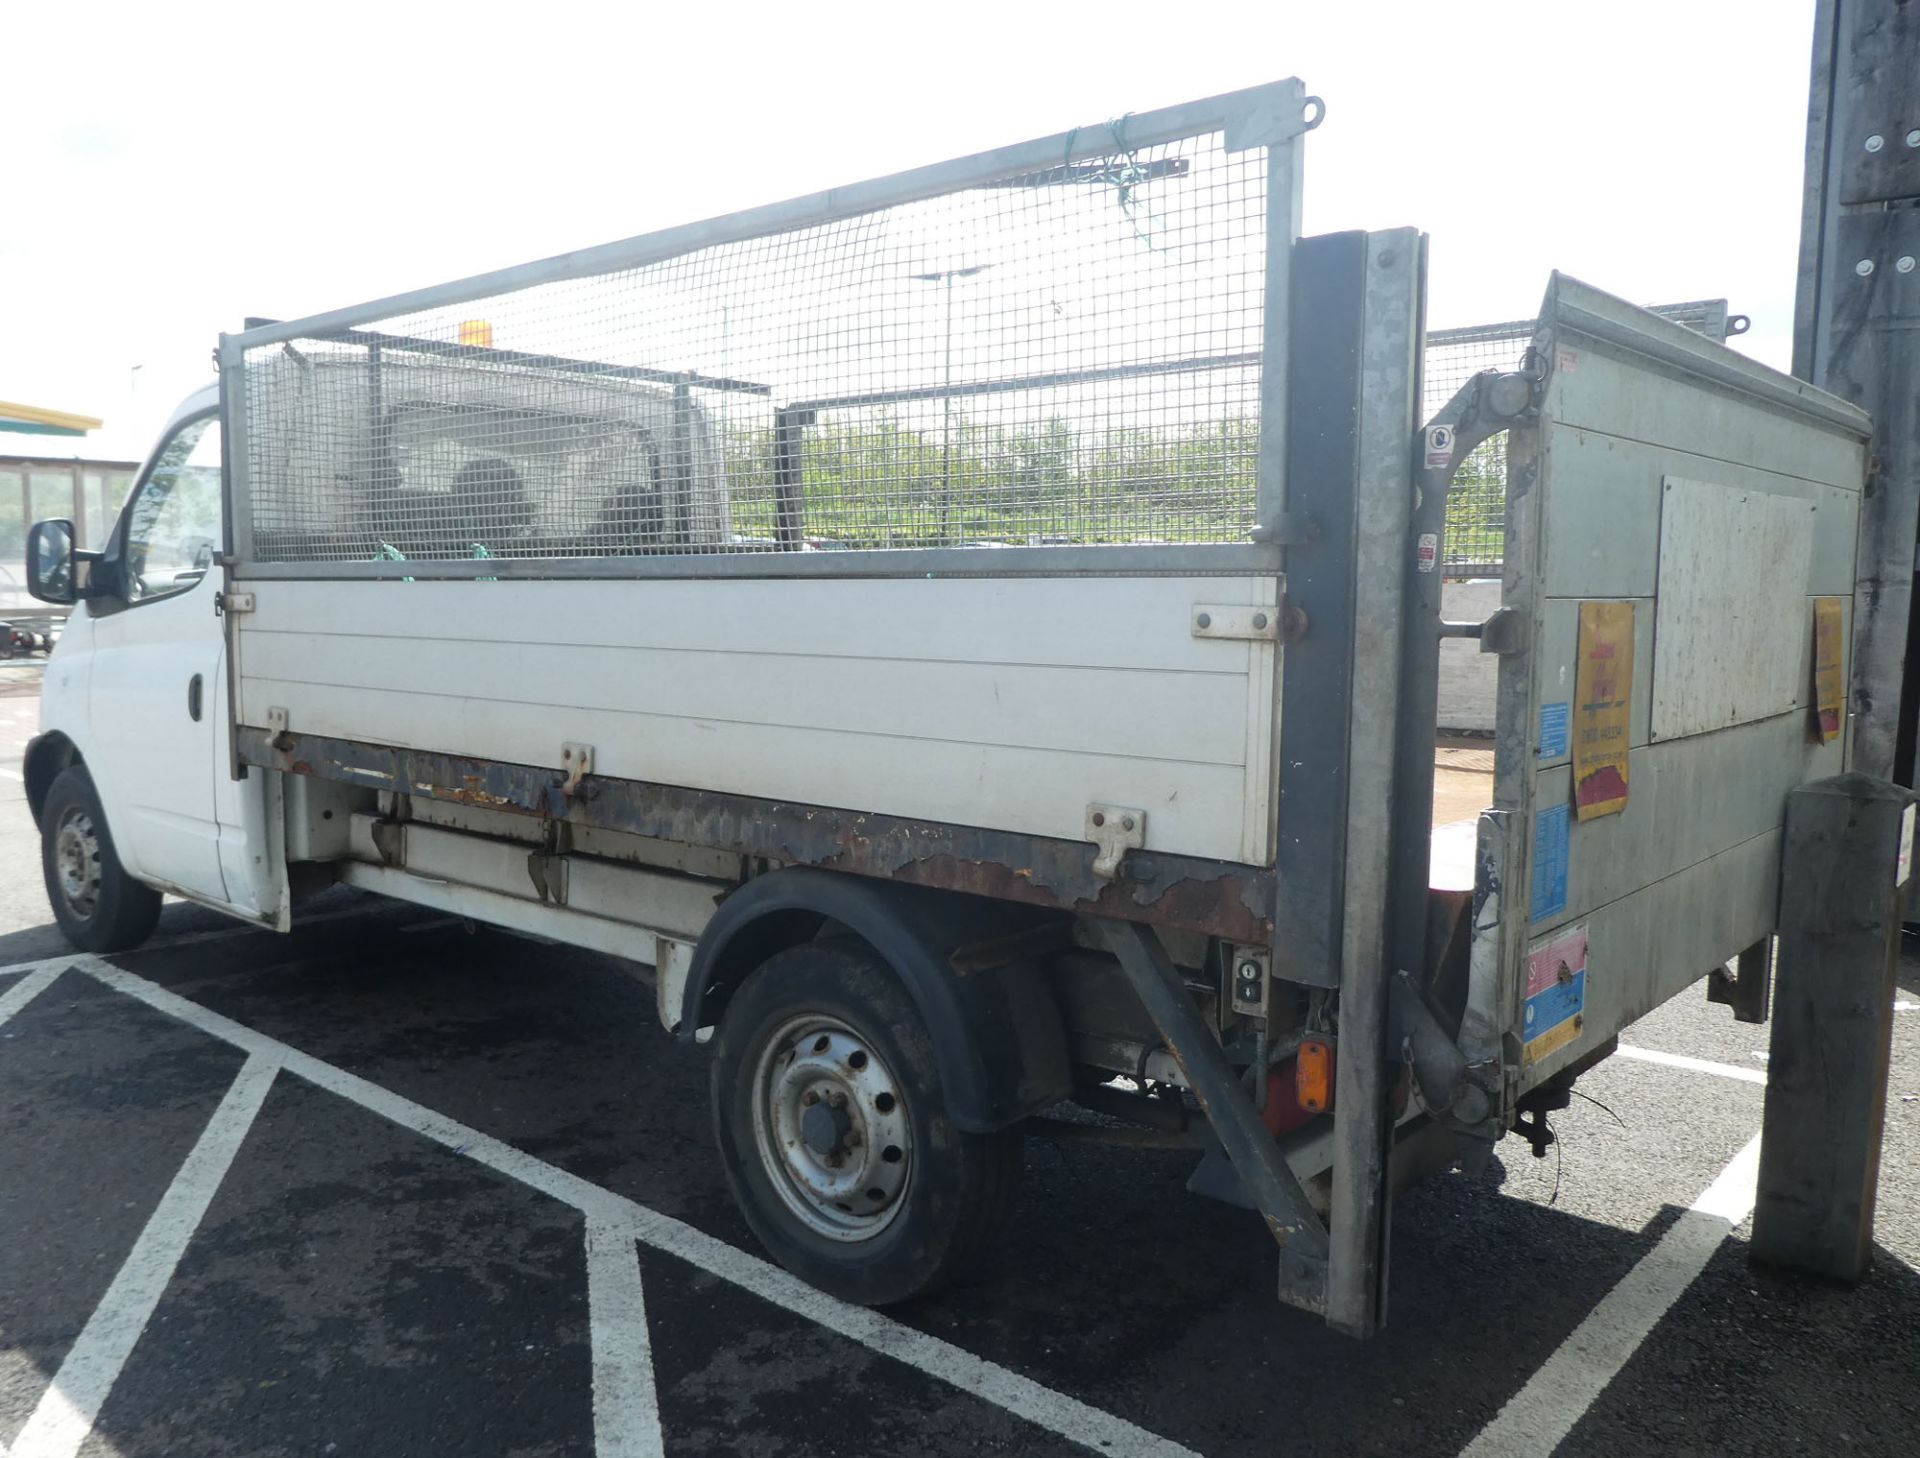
242, 728, 1277, 942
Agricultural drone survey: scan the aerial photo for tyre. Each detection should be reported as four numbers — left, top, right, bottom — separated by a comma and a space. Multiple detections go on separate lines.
40, 766, 162, 953
710, 940, 1023, 1306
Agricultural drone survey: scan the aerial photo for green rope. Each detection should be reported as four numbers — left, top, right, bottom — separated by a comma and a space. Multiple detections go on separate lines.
374, 539, 414, 583
1063, 111, 1159, 251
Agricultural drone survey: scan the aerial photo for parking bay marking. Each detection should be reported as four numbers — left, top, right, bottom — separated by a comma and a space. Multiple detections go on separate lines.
0, 967, 62, 1031
1614, 1044, 1768, 1086
0, 906, 458, 991
1458, 1133, 1764, 1458
9, 1055, 278, 1458
586, 1220, 667, 1458
0, 957, 1198, 1458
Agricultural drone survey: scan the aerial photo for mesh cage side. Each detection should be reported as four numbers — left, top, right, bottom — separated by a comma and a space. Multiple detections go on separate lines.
240, 131, 1268, 567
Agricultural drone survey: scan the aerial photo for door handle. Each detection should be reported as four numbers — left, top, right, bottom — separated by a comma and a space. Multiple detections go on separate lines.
187, 673, 203, 722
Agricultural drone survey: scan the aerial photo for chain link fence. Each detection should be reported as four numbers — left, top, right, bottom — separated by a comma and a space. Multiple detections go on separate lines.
1423, 300, 1743, 575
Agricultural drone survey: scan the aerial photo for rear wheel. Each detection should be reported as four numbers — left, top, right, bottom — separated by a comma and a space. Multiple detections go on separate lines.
710, 941, 1022, 1305
40, 766, 162, 953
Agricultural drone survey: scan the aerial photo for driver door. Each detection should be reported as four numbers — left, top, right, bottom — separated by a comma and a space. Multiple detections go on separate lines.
86, 411, 235, 908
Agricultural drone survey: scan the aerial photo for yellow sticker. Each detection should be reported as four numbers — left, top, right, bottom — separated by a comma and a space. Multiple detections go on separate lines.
1573, 601, 1633, 821
1812, 597, 1844, 744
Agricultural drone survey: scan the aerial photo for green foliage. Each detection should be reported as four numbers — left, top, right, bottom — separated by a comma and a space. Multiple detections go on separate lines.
724, 412, 1259, 546
1446, 436, 1506, 570
723, 411, 1503, 561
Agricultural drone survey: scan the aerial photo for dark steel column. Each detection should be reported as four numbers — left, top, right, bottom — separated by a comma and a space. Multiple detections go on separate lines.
1273, 229, 1425, 1335
1794, 0, 1920, 782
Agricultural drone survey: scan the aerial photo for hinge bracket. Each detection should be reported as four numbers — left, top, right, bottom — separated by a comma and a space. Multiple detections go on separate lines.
1192, 604, 1278, 642
1085, 803, 1146, 879
561, 742, 595, 796
1478, 606, 1528, 657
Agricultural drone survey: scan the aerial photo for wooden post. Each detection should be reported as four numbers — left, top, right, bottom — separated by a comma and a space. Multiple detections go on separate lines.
1751, 773, 1915, 1281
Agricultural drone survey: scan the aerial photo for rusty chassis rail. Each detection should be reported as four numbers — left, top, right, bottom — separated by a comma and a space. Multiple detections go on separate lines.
237, 728, 1278, 943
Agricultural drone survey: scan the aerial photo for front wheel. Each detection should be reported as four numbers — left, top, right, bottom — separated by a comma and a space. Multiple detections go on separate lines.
710, 941, 1022, 1306
40, 766, 162, 953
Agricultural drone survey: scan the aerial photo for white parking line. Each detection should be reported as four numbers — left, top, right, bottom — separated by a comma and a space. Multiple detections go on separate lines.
0, 907, 452, 988
1458, 1132, 1763, 1458
9, 1055, 279, 1458
1614, 1044, 1768, 1085
0, 967, 63, 1028
8, 957, 1199, 1458
586, 1222, 666, 1458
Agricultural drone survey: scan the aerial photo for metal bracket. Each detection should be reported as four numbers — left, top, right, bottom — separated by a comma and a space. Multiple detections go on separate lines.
1091, 918, 1328, 1315
214, 590, 254, 617
1707, 938, 1773, 1024
1084, 804, 1146, 878
1477, 606, 1528, 656
560, 742, 595, 796
370, 818, 405, 868
1192, 604, 1279, 641
265, 705, 293, 753
1222, 82, 1322, 152
526, 849, 570, 905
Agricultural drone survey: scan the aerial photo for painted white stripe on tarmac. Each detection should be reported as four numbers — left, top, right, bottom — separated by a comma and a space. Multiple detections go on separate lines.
1458, 1132, 1763, 1458
0, 909, 453, 991
586, 1222, 666, 1458
1615, 1044, 1768, 1086
0, 966, 63, 1028
10, 1054, 278, 1458
48, 956, 1196, 1458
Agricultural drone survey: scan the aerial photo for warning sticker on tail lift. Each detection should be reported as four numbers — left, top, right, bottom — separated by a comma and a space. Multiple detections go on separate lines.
1524, 924, 1588, 1064
1574, 601, 1633, 820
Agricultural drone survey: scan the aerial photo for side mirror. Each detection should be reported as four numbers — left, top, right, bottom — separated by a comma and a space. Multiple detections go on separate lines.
26, 520, 104, 605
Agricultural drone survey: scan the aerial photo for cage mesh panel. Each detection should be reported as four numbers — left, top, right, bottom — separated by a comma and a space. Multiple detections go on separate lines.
1420, 301, 1730, 576
242, 133, 1267, 564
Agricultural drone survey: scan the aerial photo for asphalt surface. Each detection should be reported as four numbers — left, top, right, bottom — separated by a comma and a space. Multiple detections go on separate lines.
0, 664, 1915, 1457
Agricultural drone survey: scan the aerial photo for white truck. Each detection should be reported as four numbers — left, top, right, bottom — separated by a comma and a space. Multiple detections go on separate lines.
21, 80, 1874, 1334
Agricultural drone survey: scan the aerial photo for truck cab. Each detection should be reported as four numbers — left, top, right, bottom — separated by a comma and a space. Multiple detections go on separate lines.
25, 384, 284, 947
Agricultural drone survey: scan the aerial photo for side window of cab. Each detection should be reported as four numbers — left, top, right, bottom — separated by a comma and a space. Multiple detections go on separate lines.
123, 415, 222, 603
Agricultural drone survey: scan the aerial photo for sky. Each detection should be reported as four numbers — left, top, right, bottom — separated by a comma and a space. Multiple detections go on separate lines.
0, 0, 1818, 463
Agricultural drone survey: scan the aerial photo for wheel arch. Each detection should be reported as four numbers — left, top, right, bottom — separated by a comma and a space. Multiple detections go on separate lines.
683, 867, 1072, 1133
24, 732, 82, 829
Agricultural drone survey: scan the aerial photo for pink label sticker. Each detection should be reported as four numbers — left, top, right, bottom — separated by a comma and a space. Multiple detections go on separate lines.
1527, 925, 1588, 999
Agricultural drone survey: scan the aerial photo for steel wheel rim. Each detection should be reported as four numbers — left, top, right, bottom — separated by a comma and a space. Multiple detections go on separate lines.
750, 1013, 913, 1242
54, 806, 103, 919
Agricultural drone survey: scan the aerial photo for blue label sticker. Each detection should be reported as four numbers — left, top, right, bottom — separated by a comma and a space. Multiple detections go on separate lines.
1524, 924, 1589, 1064
1532, 802, 1570, 921
1525, 970, 1585, 1034
1538, 701, 1570, 760
1524, 970, 1586, 1056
